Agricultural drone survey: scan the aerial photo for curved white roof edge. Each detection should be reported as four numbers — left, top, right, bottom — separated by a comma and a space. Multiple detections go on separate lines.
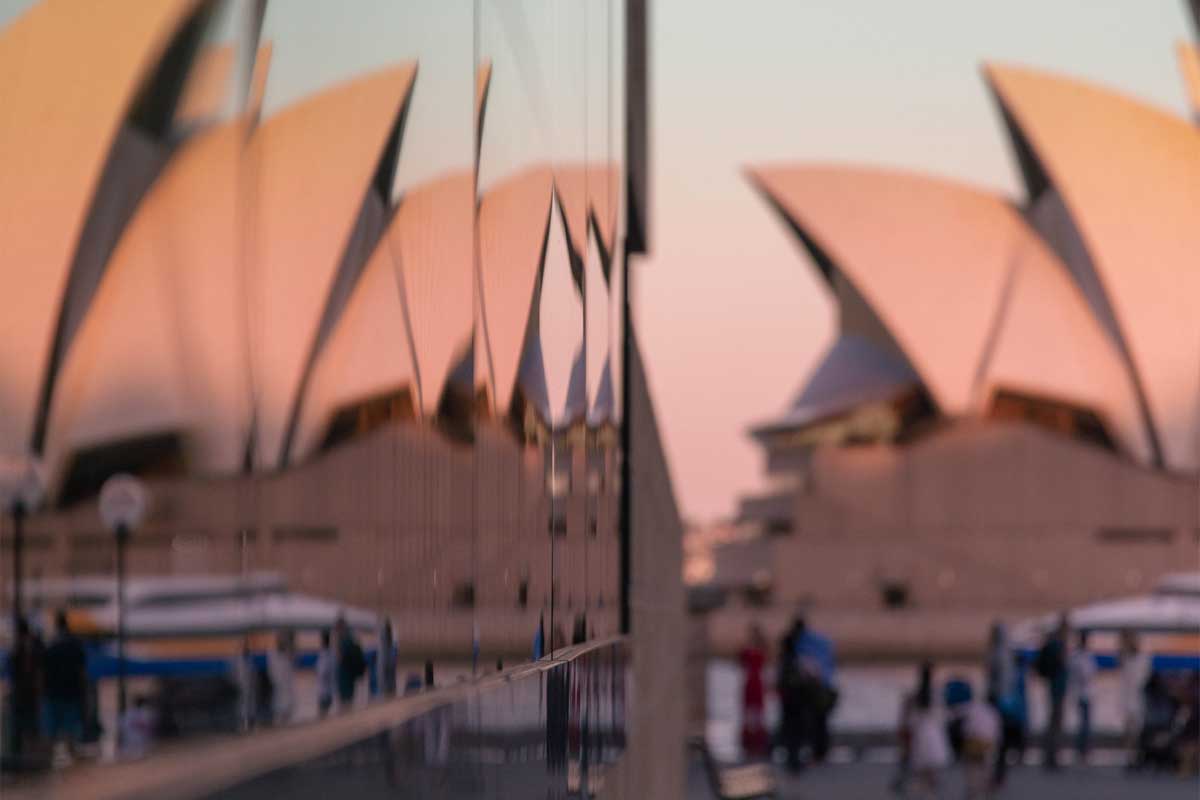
0, 0, 206, 460
985, 63, 1200, 472
247, 63, 415, 470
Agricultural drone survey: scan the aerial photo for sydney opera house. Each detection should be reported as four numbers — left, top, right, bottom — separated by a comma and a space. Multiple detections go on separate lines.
718, 52, 1200, 653
1, 1, 684, 796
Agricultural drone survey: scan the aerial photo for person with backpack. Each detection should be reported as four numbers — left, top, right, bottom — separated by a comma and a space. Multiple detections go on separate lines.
335, 617, 366, 709
777, 623, 806, 773
1034, 614, 1069, 770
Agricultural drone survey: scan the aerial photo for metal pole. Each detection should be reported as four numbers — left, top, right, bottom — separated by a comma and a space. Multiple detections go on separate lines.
11, 502, 25, 628
116, 522, 129, 748
618, 247, 632, 635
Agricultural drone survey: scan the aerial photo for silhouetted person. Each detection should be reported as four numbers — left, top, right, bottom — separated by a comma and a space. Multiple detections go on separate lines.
777, 624, 805, 772
43, 610, 87, 763
5, 617, 43, 760
335, 617, 365, 708
792, 615, 837, 763
378, 620, 397, 697
991, 652, 1028, 789
315, 629, 335, 717
1034, 614, 1068, 770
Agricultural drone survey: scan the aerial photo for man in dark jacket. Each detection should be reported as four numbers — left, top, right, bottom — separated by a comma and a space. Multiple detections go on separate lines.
43, 610, 87, 760
5, 618, 44, 759
1035, 614, 1069, 770
335, 617, 365, 708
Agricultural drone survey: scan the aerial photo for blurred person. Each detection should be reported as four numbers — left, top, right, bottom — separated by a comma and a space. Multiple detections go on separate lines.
119, 695, 156, 759
533, 611, 545, 660
1137, 672, 1178, 771
891, 664, 920, 795
1174, 674, 1199, 776
777, 623, 805, 773
792, 614, 838, 763
942, 675, 973, 761
909, 662, 950, 799
1067, 629, 1096, 762
5, 617, 44, 760
991, 652, 1028, 790
1033, 614, 1068, 770
961, 686, 1001, 800
315, 628, 335, 717
268, 631, 296, 725
738, 623, 769, 759
984, 622, 1013, 709
1120, 630, 1152, 766
255, 649, 274, 726
43, 610, 87, 765
335, 616, 366, 709
378, 620, 397, 697
231, 640, 257, 731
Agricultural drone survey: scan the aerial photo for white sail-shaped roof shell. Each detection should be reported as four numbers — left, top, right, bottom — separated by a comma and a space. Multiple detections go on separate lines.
477, 167, 554, 414
748, 165, 1021, 417
986, 64, 1200, 472
749, 164, 1151, 464
247, 65, 415, 468
43, 121, 250, 489
0, 0, 205, 459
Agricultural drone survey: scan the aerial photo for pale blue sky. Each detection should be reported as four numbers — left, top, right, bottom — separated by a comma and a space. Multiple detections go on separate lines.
1, 1, 1193, 520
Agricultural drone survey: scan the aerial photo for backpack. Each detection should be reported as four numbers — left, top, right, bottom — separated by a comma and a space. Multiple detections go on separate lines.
1034, 642, 1058, 679
344, 640, 366, 680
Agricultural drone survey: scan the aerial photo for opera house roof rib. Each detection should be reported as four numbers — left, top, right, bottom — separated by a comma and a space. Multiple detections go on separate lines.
248, 64, 415, 470
985, 64, 1200, 471
0, 0, 211, 462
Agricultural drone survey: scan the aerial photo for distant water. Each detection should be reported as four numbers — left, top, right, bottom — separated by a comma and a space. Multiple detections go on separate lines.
706, 659, 1127, 761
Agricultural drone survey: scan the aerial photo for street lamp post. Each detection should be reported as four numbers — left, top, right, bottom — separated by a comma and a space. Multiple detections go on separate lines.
11, 499, 25, 628
0, 455, 45, 630
115, 521, 129, 730
99, 474, 148, 752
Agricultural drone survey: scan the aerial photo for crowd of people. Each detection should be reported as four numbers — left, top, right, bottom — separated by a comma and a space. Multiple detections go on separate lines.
3, 612, 412, 769
737, 614, 839, 773
736, 613, 1200, 796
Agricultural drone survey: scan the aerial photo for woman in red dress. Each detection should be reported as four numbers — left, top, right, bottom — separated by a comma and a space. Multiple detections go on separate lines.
739, 624, 770, 758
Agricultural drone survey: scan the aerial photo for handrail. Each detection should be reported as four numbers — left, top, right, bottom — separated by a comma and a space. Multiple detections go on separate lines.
7, 636, 629, 800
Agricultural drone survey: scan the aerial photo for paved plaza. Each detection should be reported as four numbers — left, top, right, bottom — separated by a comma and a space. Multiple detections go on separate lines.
688, 758, 1199, 799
